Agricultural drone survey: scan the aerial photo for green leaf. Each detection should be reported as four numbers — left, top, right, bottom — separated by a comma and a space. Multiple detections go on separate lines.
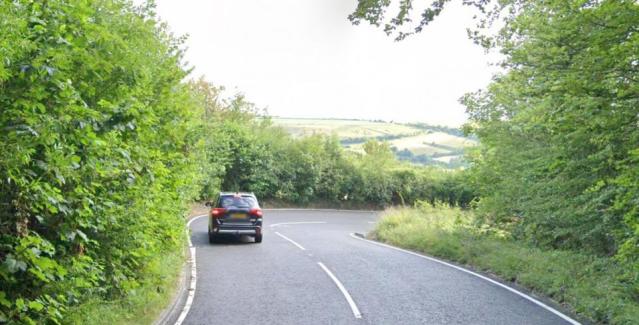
3, 257, 25, 273
0, 291, 11, 308
28, 301, 44, 312
15, 298, 25, 310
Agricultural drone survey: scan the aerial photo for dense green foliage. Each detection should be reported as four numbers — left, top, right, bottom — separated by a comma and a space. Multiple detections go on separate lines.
0, 1, 203, 323
0, 3, 471, 320
374, 205, 639, 324
351, 1, 638, 321
64, 250, 183, 324
351, 0, 638, 272
191, 79, 475, 208
463, 0, 639, 261
3, 0, 636, 323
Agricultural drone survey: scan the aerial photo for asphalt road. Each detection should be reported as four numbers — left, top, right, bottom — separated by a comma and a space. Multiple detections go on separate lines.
182, 210, 577, 325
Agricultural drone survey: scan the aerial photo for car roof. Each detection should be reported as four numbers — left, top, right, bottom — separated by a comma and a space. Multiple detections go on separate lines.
219, 192, 256, 197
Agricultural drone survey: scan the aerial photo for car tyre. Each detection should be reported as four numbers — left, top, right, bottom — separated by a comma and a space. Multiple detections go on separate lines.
208, 231, 217, 244
254, 234, 262, 243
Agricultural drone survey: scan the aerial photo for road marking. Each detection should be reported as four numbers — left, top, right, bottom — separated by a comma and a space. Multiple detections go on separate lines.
317, 262, 362, 319
275, 232, 306, 250
265, 208, 378, 213
349, 233, 581, 325
269, 221, 327, 228
174, 214, 206, 325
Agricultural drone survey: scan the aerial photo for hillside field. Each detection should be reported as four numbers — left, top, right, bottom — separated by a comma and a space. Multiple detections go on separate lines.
270, 117, 476, 168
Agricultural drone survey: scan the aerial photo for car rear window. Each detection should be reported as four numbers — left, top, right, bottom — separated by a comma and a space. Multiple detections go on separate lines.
218, 196, 259, 209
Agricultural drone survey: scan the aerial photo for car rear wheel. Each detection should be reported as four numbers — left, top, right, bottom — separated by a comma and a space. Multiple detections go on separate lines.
254, 234, 262, 243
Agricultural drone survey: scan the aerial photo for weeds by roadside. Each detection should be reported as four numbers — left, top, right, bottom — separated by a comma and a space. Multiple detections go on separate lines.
64, 249, 184, 325
373, 204, 639, 324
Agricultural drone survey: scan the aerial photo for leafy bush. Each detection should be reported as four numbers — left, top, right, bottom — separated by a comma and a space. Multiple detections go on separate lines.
462, 0, 639, 258
0, 1, 203, 323
349, 0, 639, 274
189, 80, 477, 209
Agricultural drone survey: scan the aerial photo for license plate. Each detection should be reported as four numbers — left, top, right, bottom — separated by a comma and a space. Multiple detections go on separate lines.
230, 213, 246, 219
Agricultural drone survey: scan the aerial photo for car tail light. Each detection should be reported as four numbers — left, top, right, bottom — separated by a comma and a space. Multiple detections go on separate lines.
211, 208, 226, 217
249, 208, 263, 217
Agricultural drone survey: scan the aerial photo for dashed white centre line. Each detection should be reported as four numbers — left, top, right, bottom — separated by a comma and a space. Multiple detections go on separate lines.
270, 221, 327, 228
317, 262, 362, 319
275, 231, 307, 251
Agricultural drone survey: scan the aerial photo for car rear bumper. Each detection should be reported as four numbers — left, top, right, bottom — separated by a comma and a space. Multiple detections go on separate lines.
217, 228, 258, 235
213, 224, 262, 236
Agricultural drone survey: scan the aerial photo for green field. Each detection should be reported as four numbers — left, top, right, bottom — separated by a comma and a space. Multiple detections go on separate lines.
272, 118, 422, 139
271, 117, 476, 168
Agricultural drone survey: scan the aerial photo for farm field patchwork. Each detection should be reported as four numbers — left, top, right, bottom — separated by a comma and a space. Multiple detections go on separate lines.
274, 118, 422, 139
271, 117, 476, 168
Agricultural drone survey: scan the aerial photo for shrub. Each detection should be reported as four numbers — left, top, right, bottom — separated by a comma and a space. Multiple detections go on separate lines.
0, 1, 203, 323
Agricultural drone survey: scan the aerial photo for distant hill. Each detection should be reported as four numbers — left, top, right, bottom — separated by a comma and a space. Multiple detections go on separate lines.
270, 117, 476, 168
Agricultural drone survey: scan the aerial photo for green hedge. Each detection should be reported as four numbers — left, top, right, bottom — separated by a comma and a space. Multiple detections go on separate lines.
0, 1, 204, 323
188, 81, 477, 209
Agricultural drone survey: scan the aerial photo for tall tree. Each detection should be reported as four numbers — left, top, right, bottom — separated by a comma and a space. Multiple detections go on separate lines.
350, 0, 639, 259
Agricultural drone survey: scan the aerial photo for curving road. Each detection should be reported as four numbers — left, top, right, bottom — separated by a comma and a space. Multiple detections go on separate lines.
181, 210, 578, 325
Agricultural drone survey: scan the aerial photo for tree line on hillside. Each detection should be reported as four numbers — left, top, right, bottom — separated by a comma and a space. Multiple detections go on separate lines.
338, 124, 474, 168
339, 133, 412, 145
394, 148, 467, 169
192, 79, 475, 209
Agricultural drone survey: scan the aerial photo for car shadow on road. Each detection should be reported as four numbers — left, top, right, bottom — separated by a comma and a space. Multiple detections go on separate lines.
191, 230, 257, 246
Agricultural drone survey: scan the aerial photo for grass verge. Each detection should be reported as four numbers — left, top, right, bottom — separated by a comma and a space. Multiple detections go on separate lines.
373, 205, 638, 324
64, 248, 185, 325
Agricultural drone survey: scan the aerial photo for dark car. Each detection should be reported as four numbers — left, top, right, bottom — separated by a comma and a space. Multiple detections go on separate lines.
206, 192, 263, 243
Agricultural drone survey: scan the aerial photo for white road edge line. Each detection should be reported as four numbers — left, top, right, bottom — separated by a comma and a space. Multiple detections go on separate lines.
349, 233, 581, 325
270, 221, 327, 228
275, 231, 306, 250
174, 214, 206, 325
317, 262, 363, 319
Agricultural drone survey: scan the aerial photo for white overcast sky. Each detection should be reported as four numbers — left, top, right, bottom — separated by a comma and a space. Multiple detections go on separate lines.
149, 0, 497, 126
